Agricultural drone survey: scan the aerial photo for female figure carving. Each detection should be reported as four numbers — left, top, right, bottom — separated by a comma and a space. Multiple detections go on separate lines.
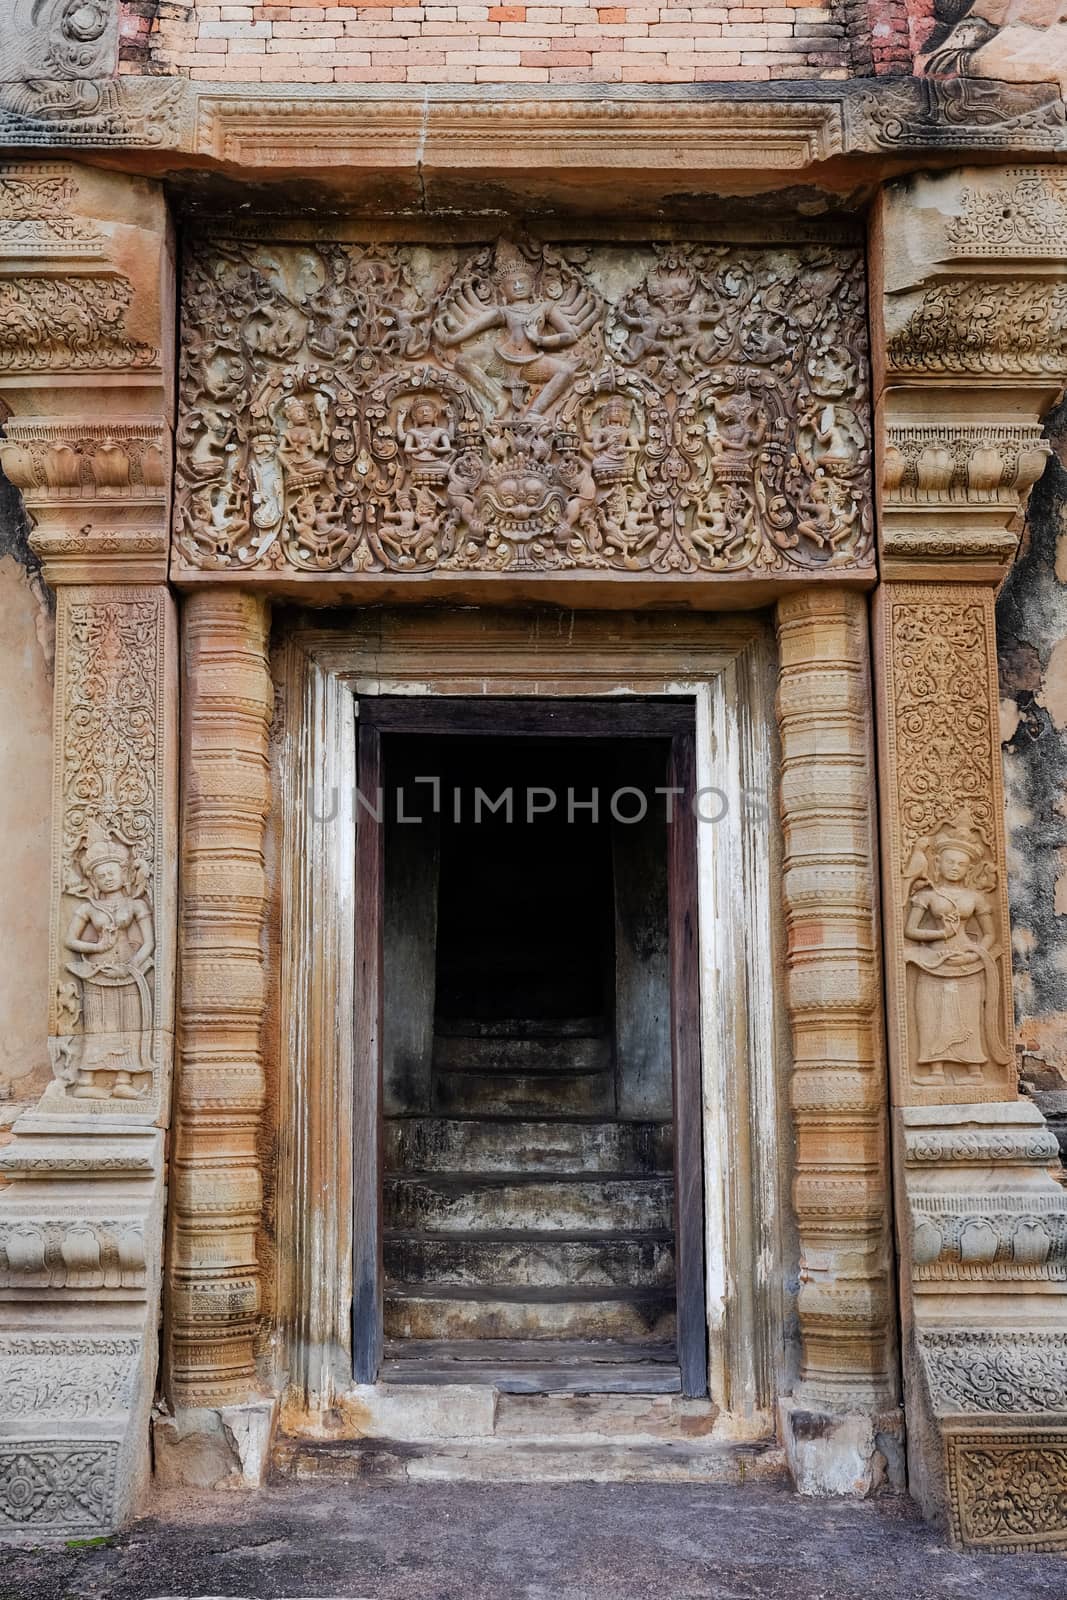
63, 825, 154, 1101
903, 815, 1011, 1085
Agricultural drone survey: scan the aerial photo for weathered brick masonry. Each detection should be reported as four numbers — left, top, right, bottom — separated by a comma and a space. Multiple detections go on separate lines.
125, 0, 877, 85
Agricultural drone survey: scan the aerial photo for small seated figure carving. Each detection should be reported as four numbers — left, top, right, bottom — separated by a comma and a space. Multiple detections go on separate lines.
399, 397, 453, 466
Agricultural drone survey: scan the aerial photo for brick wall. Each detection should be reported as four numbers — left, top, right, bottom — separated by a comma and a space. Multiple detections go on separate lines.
133, 0, 866, 83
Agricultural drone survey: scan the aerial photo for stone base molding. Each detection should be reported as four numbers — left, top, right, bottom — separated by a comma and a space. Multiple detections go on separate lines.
775, 591, 901, 1494
873, 165, 1067, 1551
0, 161, 177, 1535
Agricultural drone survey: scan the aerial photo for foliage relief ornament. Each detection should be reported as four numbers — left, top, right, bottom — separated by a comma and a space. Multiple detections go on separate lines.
173, 237, 874, 577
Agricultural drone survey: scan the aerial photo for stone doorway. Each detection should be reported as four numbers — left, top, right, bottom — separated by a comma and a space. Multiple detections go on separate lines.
368, 703, 706, 1397
263, 605, 841, 1475
358, 694, 710, 1395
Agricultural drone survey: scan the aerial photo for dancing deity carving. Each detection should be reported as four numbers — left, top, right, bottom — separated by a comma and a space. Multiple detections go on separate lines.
173, 237, 873, 577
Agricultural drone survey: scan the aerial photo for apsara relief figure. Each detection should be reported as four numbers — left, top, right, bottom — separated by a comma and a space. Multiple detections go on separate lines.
903, 812, 1011, 1085
62, 822, 154, 1101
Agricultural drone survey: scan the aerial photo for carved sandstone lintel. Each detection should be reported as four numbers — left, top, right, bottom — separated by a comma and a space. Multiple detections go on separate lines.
775, 590, 897, 1428
172, 236, 873, 585
167, 590, 273, 1408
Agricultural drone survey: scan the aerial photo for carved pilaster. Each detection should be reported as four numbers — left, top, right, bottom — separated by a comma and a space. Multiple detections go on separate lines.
0, 160, 175, 1538
873, 166, 1067, 1551
775, 589, 900, 1492
167, 591, 272, 1408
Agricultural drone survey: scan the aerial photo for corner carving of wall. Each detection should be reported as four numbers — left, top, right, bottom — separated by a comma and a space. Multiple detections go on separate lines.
0, 159, 175, 1540
0, 0, 118, 82
172, 237, 874, 584
875, 166, 1067, 1553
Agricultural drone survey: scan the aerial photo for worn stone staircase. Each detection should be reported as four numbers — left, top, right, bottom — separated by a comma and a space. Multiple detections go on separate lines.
382, 1017, 678, 1380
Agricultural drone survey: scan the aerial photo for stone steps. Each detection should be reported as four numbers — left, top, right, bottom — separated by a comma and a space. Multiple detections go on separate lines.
384, 1231, 675, 1290
433, 1031, 611, 1075
273, 1432, 787, 1486
384, 1289, 676, 1342
384, 1116, 672, 1176
381, 1338, 681, 1391
384, 1174, 673, 1235
433, 1068, 614, 1117
383, 1020, 678, 1359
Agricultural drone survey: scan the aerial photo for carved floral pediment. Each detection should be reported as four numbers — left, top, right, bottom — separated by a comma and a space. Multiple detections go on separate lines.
172, 237, 874, 580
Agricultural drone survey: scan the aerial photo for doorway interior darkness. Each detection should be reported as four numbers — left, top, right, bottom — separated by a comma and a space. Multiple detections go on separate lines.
353, 698, 707, 1397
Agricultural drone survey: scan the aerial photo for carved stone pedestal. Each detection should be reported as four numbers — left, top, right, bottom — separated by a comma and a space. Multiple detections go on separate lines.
0, 1118, 163, 1540
902, 1101, 1067, 1550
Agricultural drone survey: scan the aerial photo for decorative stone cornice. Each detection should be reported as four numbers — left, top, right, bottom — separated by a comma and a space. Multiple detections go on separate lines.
0, 80, 1063, 183
0, 160, 171, 585
881, 422, 1051, 580
876, 166, 1066, 583
197, 93, 844, 173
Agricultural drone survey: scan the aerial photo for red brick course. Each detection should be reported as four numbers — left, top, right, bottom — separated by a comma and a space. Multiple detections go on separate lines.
122, 0, 920, 81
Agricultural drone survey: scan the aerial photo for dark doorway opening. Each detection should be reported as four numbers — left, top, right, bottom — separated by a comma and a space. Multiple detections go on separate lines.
354, 699, 706, 1397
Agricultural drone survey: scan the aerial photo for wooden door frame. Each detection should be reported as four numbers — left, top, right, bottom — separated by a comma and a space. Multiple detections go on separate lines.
352, 694, 708, 1397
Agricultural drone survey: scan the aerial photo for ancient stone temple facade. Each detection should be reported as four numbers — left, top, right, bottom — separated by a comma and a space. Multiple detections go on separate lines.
1, 0, 1067, 1558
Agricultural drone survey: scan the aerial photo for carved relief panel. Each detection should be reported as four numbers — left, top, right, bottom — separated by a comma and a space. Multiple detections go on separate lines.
876, 585, 1015, 1105
172, 237, 874, 583
41, 588, 177, 1123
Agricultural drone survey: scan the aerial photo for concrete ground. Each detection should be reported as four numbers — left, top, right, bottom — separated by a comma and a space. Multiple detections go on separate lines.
3, 1481, 1067, 1600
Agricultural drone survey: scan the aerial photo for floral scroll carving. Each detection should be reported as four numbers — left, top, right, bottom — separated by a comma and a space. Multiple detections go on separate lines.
0, 274, 156, 372
888, 280, 1067, 378
0, 1443, 118, 1536
173, 238, 874, 579
922, 1332, 1067, 1415
884, 594, 1013, 1098
948, 1434, 1067, 1552
947, 171, 1067, 259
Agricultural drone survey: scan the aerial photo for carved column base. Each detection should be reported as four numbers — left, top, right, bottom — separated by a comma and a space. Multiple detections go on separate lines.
899, 1100, 1067, 1550
152, 1399, 277, 1492
0, 1116, 164, 1539
779, 1398, 905, 1497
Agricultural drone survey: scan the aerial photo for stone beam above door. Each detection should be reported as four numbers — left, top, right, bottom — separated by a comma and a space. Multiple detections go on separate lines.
872, 165, 1067, 1554
0, 161, 178, 1539
0, 81, 1065, 199
170, 233, 875, 602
